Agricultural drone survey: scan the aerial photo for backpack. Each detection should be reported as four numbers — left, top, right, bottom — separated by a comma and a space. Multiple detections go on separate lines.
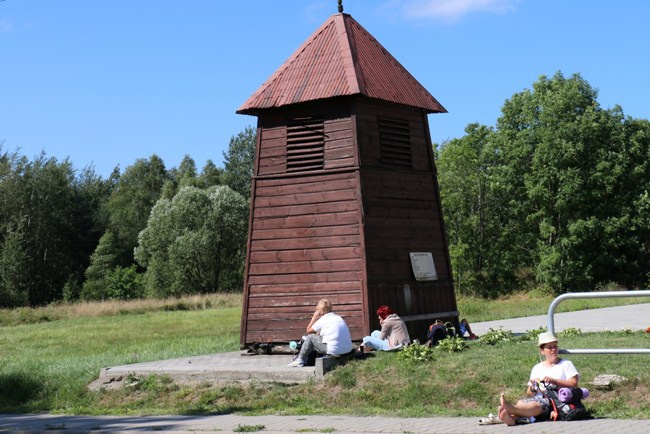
426, 321, 456, 346
542, 384, 591, 421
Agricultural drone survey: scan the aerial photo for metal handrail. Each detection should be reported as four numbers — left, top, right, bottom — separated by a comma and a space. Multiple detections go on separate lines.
547, 290, 650, 354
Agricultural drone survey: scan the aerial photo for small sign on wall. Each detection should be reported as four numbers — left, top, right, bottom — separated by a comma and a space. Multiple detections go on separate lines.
409, 252, 438, 281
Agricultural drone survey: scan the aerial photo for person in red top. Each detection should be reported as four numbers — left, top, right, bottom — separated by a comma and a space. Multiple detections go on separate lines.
361, 305, 411, 351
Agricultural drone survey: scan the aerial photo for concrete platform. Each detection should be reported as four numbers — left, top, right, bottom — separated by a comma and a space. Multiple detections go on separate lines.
89, 351, 315, 390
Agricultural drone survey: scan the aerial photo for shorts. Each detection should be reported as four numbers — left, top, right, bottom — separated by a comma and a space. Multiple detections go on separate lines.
521, 395, 551, 419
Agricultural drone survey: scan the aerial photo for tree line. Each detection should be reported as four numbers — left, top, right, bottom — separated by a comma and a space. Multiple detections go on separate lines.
0, 127, 255, 307
2, 72, 649, 307
437, 71, 650, 297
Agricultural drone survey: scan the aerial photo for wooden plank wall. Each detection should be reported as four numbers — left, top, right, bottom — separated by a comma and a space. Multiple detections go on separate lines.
356, 99, 458, 340
243, 172, 365, 343
242, 103, 367, 345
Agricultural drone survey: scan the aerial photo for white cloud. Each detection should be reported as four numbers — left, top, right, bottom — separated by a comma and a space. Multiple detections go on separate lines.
399, 0, 519, 23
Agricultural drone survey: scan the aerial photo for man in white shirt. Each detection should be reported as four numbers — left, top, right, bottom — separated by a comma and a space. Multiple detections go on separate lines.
287, 298, 353, 367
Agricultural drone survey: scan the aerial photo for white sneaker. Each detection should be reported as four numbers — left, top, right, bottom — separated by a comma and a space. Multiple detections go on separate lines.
287, 360, 304, 367
478, 413, 503, 425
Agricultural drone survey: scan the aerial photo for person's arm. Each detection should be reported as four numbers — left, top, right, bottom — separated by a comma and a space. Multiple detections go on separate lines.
306, 309, 323, 334
541, 374, 578, 388
527, 364, 542, 396
378, 318, 390, 341
542, 360, 579, 388
526, 381, 537, 396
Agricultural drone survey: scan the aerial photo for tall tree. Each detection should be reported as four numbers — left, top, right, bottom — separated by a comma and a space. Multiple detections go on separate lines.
80, 230, 120, 300
198, 159, 223, 188
438, 71, 650, 295
0, 150, 107, 305
105, 155, 168, 265
437, 124, 523, 296
0, 222, 30, 306
494, 72, 650, 293
222, 126, 256, 198
134, 185, 248, 297
176, 154, 198, 188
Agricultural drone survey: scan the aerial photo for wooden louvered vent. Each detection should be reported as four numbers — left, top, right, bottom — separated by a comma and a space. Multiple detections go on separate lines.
379, 117, 412, 167
287, 117, 325, 172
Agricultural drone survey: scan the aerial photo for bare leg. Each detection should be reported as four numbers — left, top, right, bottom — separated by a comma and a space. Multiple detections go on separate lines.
500, 393, 543, 418
461, 319, 478, 338
498, 406, 516, 426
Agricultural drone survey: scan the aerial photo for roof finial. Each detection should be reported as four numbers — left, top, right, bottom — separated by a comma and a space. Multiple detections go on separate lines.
338, 0, 343, 13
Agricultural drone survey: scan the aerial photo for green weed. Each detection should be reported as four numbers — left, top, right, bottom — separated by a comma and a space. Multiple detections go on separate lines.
436, 336, 469, 352
233, 424, 265, 432
478, 328, 514, 345
397, 344, 437, 362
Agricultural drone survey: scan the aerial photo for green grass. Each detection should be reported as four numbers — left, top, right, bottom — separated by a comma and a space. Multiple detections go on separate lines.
0, 306, 239, 413
0, 293, 648, 419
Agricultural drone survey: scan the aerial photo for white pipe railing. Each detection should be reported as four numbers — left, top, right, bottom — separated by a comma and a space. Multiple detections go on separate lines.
547, 290, 650, 355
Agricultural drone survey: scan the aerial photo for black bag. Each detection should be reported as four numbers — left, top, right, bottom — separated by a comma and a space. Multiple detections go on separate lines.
543, 384, 591, 421
426, 320, 457, 346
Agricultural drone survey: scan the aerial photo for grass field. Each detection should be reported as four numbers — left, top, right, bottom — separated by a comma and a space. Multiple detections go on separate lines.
1, 293, 648, 418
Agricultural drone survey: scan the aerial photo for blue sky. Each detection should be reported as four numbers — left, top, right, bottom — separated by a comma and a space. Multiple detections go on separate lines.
2, 0, 649, 178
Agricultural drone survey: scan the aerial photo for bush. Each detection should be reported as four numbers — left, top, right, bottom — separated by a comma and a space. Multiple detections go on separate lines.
522, 326, 546, 342
479, 328, 514, 345
106, 265, 144, 300
397, 344, 437, 362
558, 327, 582, 337
436, 336, 469, 352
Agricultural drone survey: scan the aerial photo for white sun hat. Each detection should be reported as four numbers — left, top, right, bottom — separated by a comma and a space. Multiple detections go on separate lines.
537, 332, 558, 347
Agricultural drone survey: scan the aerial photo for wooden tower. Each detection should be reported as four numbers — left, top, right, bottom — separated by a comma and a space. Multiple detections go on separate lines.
237, 12, 458, 347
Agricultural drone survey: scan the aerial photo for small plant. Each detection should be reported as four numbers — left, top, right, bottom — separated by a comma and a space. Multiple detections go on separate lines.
558, 327, 582, 337
479, 328, 514, 345
397, 343, 437, 362
233, 424, 265, 432
436, 336, 469, 352
523, 326, 546, 341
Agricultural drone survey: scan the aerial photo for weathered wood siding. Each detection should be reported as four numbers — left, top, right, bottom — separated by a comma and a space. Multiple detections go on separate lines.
241, 101, 368, 346
357, 99, 457, 340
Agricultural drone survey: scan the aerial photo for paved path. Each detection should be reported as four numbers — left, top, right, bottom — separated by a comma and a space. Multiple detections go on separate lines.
2, 303, 649, 433
0, 414, 650, 434
1, 413, 649, 433
469, 303, 650, 336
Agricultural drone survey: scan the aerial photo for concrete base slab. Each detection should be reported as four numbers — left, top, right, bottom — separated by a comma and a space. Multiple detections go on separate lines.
89, 351, 317, 390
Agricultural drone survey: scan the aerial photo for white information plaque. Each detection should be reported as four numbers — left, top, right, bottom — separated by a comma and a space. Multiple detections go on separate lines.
409, 252, 438, 281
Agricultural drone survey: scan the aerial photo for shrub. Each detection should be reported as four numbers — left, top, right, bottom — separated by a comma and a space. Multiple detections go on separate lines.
397, 344, 437, 362
436, 336, 469, 352
106, 265, 144, 300
522, 326, 546, 341
558, 327, 582, 337
479, 328, 514, 345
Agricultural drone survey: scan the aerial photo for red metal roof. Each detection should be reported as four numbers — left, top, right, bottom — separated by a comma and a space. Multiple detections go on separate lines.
237, 13, 446, 115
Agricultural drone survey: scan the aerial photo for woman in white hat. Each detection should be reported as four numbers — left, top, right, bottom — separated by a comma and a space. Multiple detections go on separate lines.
497, 332, 580, 425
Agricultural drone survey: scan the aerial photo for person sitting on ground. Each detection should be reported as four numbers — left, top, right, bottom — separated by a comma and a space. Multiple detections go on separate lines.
361, 305, 411, 351
497, 332, 580, 426
459, 318, 479, 340
287, 298, 353, 367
